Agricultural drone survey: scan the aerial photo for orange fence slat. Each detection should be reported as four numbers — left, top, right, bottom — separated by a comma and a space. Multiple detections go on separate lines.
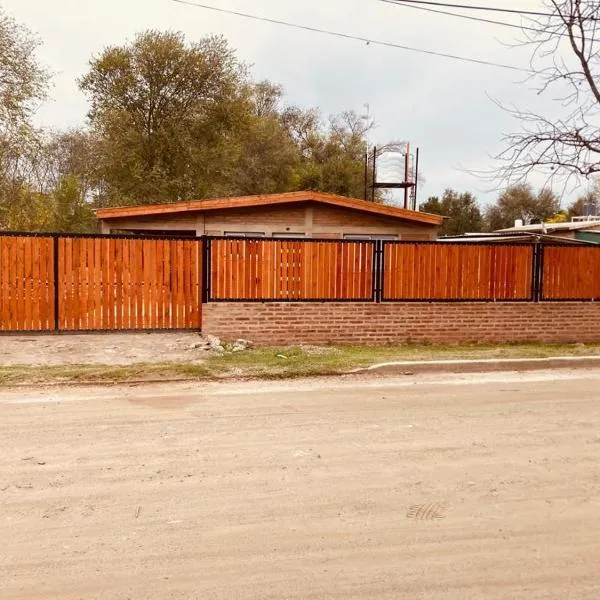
141, 239, 150, 328
163, 239, 171, 328
31, 239, 41, 328
23, 238, 32, 328
133, 239, 140, 328
156, 240, 165, 328
93, 238, 103, 329
2, 238, 12, 328
47, 238, 56, 329
123, 239, 132, 329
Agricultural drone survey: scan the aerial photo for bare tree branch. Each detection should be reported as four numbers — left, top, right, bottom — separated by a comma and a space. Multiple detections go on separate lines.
497, 1, 600, 187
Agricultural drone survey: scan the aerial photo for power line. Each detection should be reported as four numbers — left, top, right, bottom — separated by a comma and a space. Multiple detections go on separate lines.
379, 0, 529, 31
377, 0, 555, 18
171, 0, 533, 73
380, 0, 582, 40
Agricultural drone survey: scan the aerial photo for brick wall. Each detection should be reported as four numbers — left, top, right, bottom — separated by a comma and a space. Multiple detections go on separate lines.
311, 205, 437, 239
313, 204, 403, 227
203, 301, 600, 345
205, 205, 306, 229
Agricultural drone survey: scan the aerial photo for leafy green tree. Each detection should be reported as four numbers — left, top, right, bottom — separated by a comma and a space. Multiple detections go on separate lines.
485, 184, 560, 231
0, 9, 48, 132
420, 189, 483, 236
0, 184, 52, 231
40, 129, 101, 202
0, 8, 50, 230
51, 175, 96, 232
420, 195, 442, 215
220, 81, 299, 196
80, 31, 249, 205
282, 107, 378, 199
567, 179, 600, 219
79, 31, 387, 206
230, 113, 299, 196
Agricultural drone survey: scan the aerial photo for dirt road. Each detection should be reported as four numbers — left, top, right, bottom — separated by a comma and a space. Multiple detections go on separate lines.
2, 371, 600, 599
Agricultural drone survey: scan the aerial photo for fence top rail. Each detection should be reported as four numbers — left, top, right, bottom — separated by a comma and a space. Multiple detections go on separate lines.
542, 297, 600, 301
210, 297, 374, 303
381, 240, 534, 248
0, 232, 375, 244
0, 230, 551, 248
541, 242, 600, 249
205, 235, 374, 244
206, 235, 535, 247
0, 230, 202, 242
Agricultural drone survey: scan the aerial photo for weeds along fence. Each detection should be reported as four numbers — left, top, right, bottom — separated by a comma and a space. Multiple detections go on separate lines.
0, 232, 599, 332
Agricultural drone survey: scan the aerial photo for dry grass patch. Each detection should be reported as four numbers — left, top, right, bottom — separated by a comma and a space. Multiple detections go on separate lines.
2, 342, 600, 386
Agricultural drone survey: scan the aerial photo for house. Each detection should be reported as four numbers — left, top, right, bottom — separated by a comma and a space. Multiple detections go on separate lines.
95, 190, 443, 240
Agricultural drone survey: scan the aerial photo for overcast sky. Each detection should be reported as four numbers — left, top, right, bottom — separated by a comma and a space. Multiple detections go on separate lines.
2, 0, 578, 208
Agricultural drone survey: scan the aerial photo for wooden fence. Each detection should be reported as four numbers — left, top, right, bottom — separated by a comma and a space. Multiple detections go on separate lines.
2, 234, 600, 333
0, 235, 55, 331
1, 234, 202, 332
542, 246, 600, 300
210, 238, 374, 301
208, 239, 535, 302
383, 243, 534, 301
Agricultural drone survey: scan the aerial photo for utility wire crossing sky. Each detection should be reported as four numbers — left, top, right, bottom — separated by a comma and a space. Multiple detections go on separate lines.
171, 0, 534, 73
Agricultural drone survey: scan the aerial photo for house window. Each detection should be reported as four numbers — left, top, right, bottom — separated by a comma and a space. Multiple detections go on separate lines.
343, 234, 399, 241
224, 232, 265, 237
272, 232, 305, 238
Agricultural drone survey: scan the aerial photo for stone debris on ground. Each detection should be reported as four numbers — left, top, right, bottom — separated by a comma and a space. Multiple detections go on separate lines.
231, 339, 253, 353
170, 334, 255, 354
205, 334, 225, 353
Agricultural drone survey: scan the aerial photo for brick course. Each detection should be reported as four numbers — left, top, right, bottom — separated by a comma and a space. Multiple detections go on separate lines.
203, 302, 600, 345
205, 205, 306, 228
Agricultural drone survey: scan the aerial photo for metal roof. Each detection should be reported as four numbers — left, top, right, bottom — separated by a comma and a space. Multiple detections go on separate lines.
439, 231, 594, 245
497, 220, 600, 233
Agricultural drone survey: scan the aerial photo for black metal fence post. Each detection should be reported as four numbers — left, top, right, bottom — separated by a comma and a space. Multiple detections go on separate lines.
378, 240, 386, 302
372, 240, 385, 303
202, 236, 211, 303
531, 242, 542, 302
371, 240, 378, 302
538, 243, 545, 302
